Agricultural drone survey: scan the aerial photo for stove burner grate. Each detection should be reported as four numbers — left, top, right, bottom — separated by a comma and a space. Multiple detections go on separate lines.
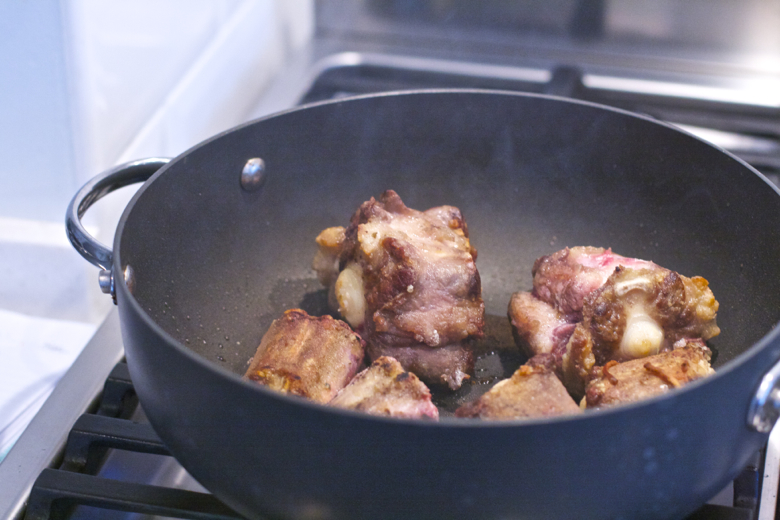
24, 364, 241, 520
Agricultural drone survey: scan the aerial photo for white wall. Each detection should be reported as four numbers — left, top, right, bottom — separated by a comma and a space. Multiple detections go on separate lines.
0, 0, 313, 324
0, 1, 76, 222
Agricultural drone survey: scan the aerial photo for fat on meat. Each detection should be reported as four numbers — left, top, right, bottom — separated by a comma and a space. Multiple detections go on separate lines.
583, 340, 714, 408
313, 190, 484, 390
244, 309, 365, 403
531, 246, 657, 320
329, 356, 439, 420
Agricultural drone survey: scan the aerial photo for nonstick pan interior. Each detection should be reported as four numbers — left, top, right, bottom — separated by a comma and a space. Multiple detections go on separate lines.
118, 90, 780, 413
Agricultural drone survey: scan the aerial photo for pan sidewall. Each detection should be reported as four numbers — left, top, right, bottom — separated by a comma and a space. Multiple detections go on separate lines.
112, 90, 780, 519
117, 284, 775, 520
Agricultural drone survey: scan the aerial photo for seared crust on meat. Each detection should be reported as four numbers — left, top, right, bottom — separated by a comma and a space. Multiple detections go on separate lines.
561, 325, 597, 399
583, 341, 714, 408
314, 190, 485, 390
510, 247, 719, 399
586, 267, 719, 361
455, 362, 581, 420
344, 190, 484, 348
562, 265, 719, 398
532, 247, 657, 319
329, 356, 439, 419
244, 309, 365, 403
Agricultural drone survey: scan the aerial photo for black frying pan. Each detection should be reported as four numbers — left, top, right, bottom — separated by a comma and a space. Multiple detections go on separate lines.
68, 90, 780, 519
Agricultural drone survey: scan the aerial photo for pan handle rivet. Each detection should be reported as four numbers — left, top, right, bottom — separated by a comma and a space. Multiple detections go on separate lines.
98, 269, 113, 295
241, 157, 266, 192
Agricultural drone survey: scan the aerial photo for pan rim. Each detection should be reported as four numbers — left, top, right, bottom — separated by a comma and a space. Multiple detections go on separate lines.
114, 88, 780, 428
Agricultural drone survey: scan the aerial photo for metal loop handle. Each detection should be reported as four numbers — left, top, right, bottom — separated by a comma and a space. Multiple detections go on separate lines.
66, 158, 170, 295
748, 357, 780, 433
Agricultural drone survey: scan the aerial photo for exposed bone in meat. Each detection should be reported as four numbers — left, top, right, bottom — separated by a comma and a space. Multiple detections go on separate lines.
508, 247, 658, 360
244, 309, 365, 403
532, 246, 658, 320
563, 265, 720, 397
312, 226, 345, 287
313, 190, 484, 389
583, 340, 714, 408
329, 356, 439, 420
455, 362, 581, 420
334, 263, 366, 327
509, 247, 720, 398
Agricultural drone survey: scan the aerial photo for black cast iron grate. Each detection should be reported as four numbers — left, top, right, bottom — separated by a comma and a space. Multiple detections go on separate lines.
23, 362, 761, 520
23, 363, 242, 520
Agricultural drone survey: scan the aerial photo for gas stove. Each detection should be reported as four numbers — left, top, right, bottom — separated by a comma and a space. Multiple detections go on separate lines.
3, 3, 780, 519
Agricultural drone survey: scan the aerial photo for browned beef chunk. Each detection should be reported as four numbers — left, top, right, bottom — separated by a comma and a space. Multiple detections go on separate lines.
562, 265, 720, 397
511, 247, 720, 399
455, 362, 581, 420
508, 291, 575, 358
365, 341, 473, 391
244, 309, 365, 403
532, 246, 657, 320
583, 341, 714, 408
313, 190, 484, 389
329, 356, 439, 420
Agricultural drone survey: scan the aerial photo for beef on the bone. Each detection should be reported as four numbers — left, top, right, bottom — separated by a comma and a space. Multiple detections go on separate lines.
244, 309, 365, 403
510, 247, 719, 398
508, 246, 659, 374
455, 362, 581, 420
508, 291, 575, 358
329, 356, 439, 420
531, 246, 657, 320
364, 341, 474, 391
562, 264, 720, 397
583, 340, 714, 408
313, 190, 484, 390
